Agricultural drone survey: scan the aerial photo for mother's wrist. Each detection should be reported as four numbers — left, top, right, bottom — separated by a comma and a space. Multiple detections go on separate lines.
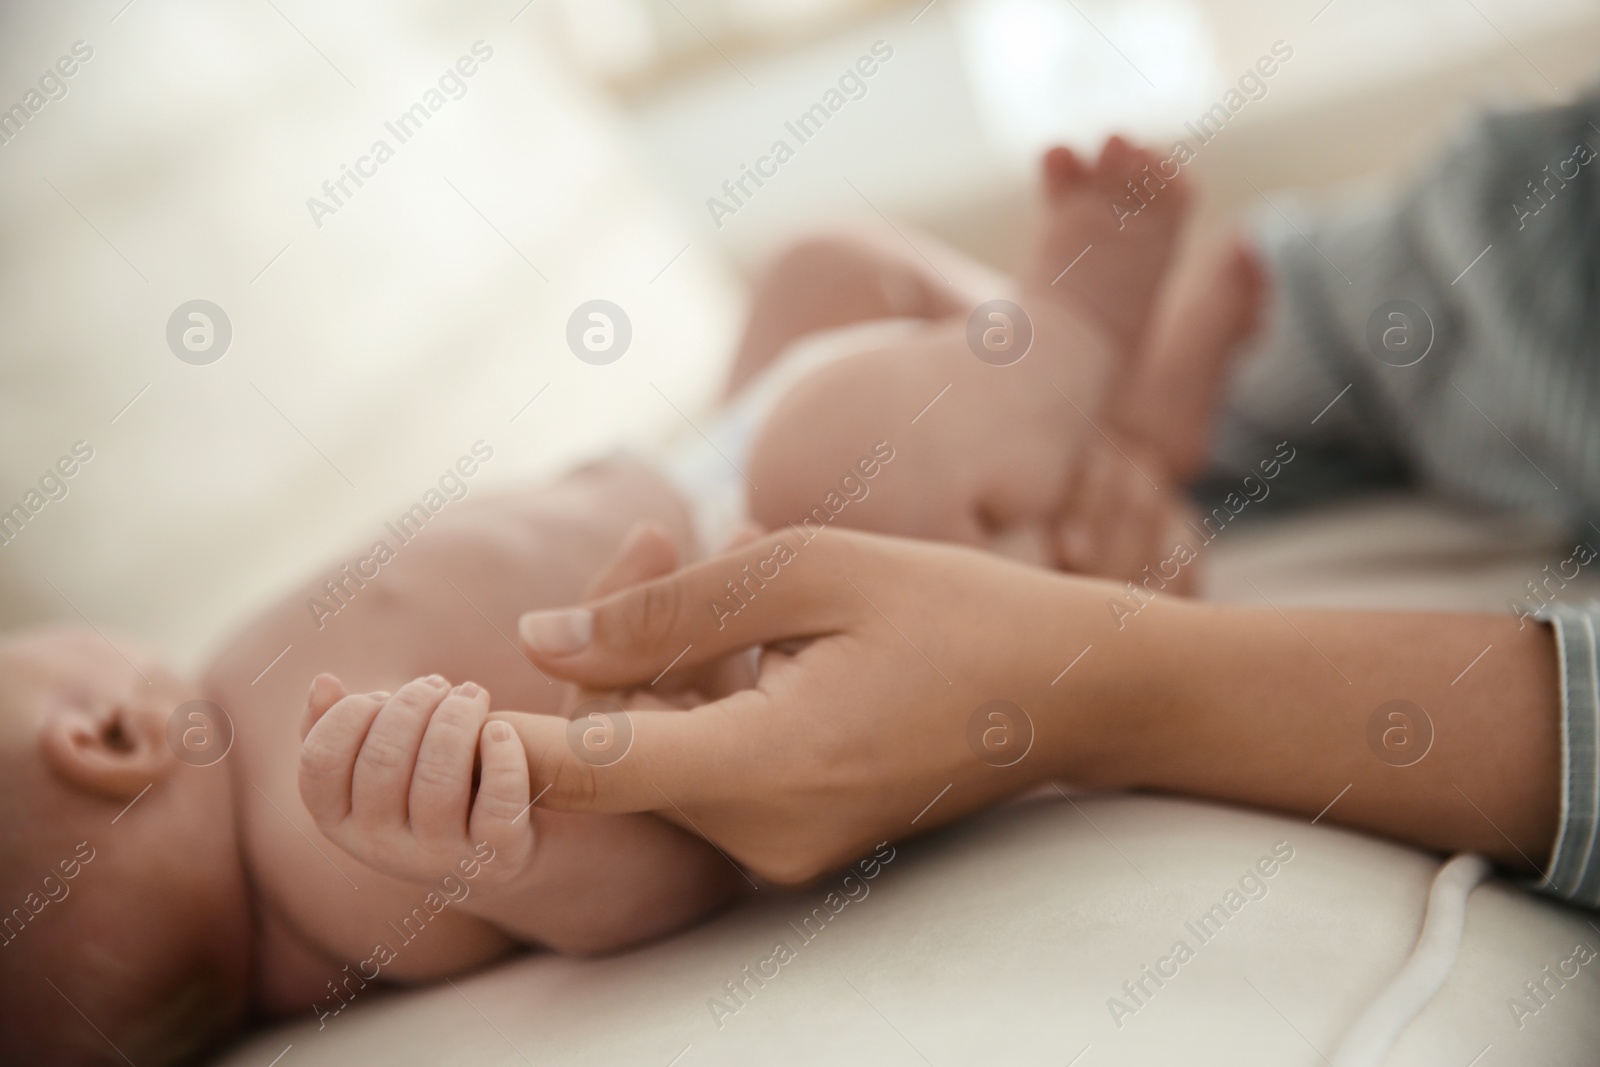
1026, 582, 1206, 790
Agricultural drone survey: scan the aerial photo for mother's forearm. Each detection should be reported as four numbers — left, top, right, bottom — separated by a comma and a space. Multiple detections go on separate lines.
1073, 599, 1561, 871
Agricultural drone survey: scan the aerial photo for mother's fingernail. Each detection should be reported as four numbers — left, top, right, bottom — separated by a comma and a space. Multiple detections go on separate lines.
519, 609, 592, 656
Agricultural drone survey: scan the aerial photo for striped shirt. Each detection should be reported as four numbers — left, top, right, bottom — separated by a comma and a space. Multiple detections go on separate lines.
1209, 88, 1600, 907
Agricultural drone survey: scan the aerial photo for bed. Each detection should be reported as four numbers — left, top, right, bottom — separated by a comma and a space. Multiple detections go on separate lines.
3, 3, 1597, 1063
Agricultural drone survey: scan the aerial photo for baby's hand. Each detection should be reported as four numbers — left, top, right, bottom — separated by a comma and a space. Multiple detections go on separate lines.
1049, 432, 1199, 593
298, 674, 534, 890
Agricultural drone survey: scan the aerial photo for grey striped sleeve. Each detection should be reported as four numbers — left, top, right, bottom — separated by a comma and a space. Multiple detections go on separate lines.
1538, 601, 1600, 906
1211, 86, 1600, 526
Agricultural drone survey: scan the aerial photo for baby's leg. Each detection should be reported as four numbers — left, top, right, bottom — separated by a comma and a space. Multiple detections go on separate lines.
1023, 138, 1192, 362
1117, 235, 1267, 480
727, 229, 1007, 395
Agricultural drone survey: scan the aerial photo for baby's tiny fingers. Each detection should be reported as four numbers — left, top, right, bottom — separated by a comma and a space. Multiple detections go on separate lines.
299, 690, 389, 830
351, 675, 452, 831
409, 682, 490, 847
1054, 448, 1115, 573
1054, 517, 1096, 573
300, 673, 348, 742
1101, 474, 1162, 583
470, 719, 534, 872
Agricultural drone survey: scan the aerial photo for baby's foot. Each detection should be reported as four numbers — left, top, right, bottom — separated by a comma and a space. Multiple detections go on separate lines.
1024, 137, 1191, 357
1116, 236, 1267, 480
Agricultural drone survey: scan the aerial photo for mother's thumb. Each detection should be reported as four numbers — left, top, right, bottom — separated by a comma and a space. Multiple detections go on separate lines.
518, 530, 852, 690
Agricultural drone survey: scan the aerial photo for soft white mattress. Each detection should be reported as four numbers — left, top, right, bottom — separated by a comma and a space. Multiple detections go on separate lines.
217, 793, 1600, 1066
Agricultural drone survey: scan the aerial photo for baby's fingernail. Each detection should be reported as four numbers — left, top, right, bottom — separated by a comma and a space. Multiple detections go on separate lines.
519, 609, 592, 656
490, 721, 512, 742
453, 681, 480, 698
424, 674, 448, 687
369, 691, 391, 701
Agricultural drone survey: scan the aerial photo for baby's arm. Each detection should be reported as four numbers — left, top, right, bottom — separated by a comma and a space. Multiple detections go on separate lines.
299, 674, 742, 955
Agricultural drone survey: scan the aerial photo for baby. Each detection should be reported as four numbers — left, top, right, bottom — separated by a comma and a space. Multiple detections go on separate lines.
0, 138, 1253, 1065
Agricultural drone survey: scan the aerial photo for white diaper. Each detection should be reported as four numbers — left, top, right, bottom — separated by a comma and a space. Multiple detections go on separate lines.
655, 317, 926, 552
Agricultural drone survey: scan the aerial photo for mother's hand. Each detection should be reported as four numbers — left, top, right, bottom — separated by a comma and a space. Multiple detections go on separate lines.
494, 528, 1155, 884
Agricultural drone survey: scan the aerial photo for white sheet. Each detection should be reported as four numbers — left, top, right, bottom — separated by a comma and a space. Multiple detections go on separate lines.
216, 794, 1600, 1066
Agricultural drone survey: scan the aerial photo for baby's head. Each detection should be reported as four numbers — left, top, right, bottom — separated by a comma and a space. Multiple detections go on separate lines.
0, 627, 253, 1065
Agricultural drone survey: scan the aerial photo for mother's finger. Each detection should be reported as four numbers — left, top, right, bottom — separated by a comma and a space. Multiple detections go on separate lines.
488, 689, 769, 816
517, 528, 861, 691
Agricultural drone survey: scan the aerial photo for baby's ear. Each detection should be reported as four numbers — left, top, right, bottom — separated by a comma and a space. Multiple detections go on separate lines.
39, 697, 173, 800
300, 673, 348, 741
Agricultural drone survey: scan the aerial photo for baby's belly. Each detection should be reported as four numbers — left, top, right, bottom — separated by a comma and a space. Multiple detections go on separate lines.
209, 456, 695, 706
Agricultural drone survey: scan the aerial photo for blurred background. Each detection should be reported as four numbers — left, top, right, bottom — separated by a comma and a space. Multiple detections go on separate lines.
0, 0, 1597, 672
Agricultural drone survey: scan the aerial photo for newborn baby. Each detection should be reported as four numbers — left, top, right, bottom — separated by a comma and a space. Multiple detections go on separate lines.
0, 138, 1246, 1065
